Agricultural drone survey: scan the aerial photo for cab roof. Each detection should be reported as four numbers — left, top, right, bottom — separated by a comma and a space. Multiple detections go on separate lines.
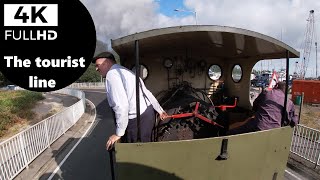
111, 25, 299, 60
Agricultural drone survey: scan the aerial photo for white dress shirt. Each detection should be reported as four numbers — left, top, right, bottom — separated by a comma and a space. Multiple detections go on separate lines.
105, 64, 164, 136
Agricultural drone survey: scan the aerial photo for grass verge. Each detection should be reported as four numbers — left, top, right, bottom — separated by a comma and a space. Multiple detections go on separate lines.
298, 104, 320, 130
0, 90, 44, 137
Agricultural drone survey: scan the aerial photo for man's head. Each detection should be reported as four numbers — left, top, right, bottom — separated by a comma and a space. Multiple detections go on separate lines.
92, 51, 116, 77
274, 81, 286, 92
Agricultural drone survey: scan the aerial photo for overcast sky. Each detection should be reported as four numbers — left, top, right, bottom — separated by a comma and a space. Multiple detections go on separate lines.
81, 0, 320, 77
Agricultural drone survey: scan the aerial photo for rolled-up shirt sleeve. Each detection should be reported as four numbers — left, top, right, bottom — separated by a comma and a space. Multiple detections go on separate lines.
140, 79, 164, 114
106, 72, 129, 137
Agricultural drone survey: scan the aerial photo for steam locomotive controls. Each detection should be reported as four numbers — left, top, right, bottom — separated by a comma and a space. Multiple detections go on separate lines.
155, 82, 230, 141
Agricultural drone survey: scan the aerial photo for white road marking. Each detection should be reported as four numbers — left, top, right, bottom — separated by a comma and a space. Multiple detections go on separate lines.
285, 169, 302, 180
48, 99, 97, 180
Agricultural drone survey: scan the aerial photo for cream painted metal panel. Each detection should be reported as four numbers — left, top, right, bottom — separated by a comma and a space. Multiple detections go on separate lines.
116, 127, 293, 180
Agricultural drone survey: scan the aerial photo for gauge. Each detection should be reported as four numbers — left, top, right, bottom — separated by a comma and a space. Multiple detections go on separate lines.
199, 60, 206, 68
131, 64, 149, 80
163, 58, 173, 68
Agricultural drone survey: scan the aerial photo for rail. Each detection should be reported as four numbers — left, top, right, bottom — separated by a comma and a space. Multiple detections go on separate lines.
290, 124, 320, 167
68, 82, 105, 89
0, 88, 85, 180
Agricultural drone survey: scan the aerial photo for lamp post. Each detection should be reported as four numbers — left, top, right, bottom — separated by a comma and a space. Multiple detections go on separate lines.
174, 9, 197, 25
316, 42, 318, 79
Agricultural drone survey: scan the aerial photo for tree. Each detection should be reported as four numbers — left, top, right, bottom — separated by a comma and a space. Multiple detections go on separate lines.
77, 64, 101, 82
76, 39, 107, 82
0, 72, 4, 86
252, 69, 259, 75
0, 72, 11, 86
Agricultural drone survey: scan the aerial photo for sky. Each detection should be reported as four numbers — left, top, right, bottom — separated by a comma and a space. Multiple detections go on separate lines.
80, 0, 320, 77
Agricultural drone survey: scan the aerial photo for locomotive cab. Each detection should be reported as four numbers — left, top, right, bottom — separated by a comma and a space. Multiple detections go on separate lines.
110, 25, 299, 180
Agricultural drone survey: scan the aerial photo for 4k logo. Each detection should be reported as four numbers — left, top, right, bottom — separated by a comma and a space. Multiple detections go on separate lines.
15, 6, 48, 23
4, 4, 58, 26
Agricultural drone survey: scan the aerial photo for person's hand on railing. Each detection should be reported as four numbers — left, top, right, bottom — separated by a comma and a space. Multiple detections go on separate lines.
106, 134, 121, 150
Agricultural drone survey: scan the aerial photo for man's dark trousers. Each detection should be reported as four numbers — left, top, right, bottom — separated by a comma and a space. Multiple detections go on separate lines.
121, 105, 155, 142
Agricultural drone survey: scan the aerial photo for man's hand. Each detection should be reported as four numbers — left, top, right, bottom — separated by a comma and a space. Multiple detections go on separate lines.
106, 134, 121, 150
160, 112, 169, 120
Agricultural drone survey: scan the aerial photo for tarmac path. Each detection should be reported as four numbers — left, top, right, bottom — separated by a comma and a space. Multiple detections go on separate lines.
14, 89, 114, 180
47, 89, 115, 180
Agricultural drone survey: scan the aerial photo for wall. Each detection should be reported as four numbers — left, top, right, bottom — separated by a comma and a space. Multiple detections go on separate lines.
292, 80, 320, 104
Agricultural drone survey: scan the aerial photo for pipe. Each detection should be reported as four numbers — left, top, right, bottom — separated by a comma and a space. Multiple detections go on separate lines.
282, 50, 290, 126
135, 40, 141, 142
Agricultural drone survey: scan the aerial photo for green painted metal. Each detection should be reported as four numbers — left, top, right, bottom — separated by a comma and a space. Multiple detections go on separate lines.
295, 95, 302, 105
115, 127, 293, 180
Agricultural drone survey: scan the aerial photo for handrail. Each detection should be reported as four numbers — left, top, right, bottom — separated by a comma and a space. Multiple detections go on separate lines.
68, 82, 105, 89
0, 88, 85, 180
210, 98, 238, 111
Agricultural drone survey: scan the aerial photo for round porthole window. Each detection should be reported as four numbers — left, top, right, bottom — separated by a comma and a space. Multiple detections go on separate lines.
132, 64, 149, 80
208, 65, 222, 80
232, 64, 242, 83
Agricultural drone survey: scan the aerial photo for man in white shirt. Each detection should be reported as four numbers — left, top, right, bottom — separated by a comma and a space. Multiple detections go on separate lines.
92, 52, 168, 150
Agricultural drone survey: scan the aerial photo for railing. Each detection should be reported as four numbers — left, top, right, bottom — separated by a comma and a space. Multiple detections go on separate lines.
290, 124, 320, 167
68, 82, 105, 89
0, 88, 85, 180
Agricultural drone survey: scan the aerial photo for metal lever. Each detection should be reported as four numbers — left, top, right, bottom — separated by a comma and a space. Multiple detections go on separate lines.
168, 102, 224, 128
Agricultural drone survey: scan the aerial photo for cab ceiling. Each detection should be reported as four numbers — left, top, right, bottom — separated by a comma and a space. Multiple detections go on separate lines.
111, 26, 299, 60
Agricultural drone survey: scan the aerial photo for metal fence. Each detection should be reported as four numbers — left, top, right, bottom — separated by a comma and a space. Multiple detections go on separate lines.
68, 82, 105, 89
290, 124, 320, 167
0, 88, 85, 180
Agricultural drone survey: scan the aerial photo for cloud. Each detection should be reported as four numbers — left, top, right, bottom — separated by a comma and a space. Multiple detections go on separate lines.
81, 0, 194, 41
81, 0, 155, 41
81, 0, 320, 77
185, 0, 319, 46
81, 0, 192, 43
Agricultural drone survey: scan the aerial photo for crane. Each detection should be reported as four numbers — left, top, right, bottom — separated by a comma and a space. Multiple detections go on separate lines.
297, 10, 315, 79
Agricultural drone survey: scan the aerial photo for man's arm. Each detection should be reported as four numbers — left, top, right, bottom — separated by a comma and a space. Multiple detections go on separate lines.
106, 72, 130, 150
107, 72, 129, 137
287, 101, 298, 127
139, 79, 167, 119
252, 91, 266, 112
